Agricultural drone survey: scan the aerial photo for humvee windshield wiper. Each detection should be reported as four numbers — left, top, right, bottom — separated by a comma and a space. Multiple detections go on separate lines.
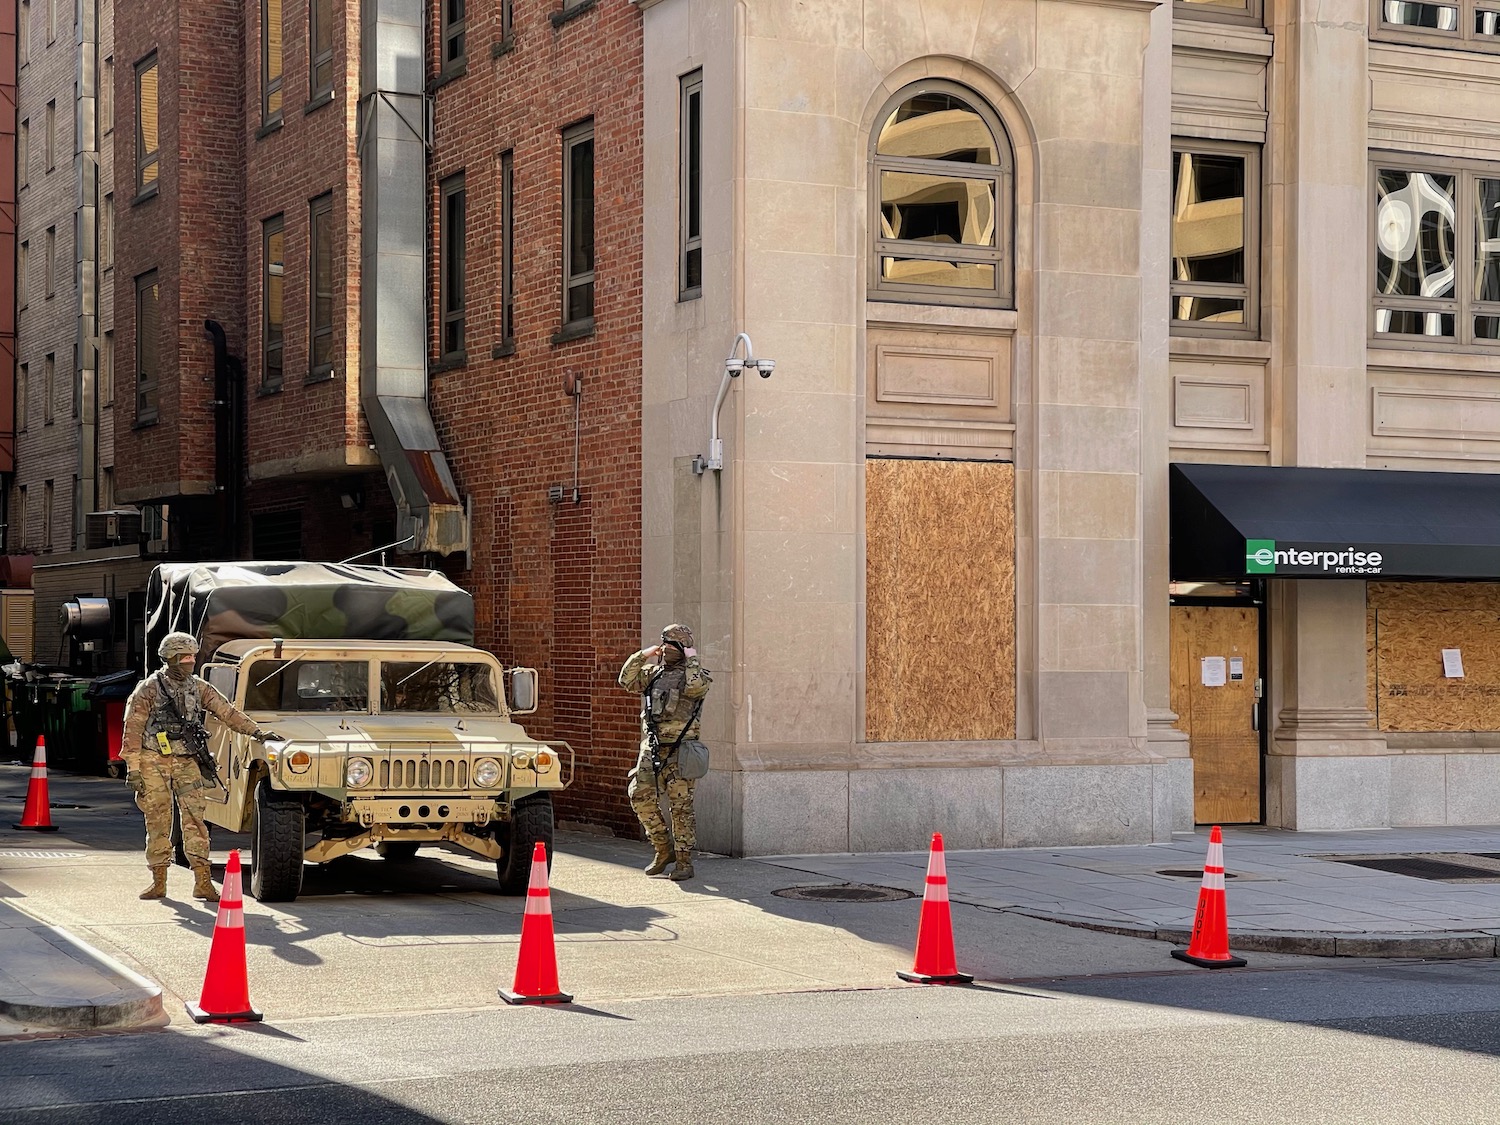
255, 655, 306, 689
396, 651, 467, 687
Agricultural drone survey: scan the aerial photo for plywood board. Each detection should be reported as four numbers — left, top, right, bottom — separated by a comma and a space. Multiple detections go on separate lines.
865, 459, 1015, 742
1369, 605, 1500, 732
1170, 605, 1260, 824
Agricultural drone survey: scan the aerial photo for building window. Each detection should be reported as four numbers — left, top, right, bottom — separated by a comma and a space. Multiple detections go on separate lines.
442, 0, 465, 69
1370, 159, 1500, 345
72, 343, 80, 418
45, 100, 54, 171
136, 54, 159, 192
44, 227, 55, 298
679, 71, 703, 300
499, 150, 515, 347
501, 0, 513, 40
310, 193, 334, 376
262, 0, 283, 123
440, 173, 466, 359
263, 215, 285, 389
102, 332, 113, 406
1176, 0, 1261, 24
72, 477, 81, 546
1375, 0, 1500, 49
43, 354, 54, 425
869, 82, 1013, 307
310, 0, 333, 97
100, 468, 113, 513
136, 271, 160, 421
18, 242, 27, 309
1171, 143, 1258, 335
42, 481, 52, 551
101, 57, 113, 133
14, 487, 25, 551
562, 121, 594, 330
17, 365, 27, 432
46, 0, 54, 44
19, 1, 28, 66
101, 193, 113, 270
18, 120, 27, 189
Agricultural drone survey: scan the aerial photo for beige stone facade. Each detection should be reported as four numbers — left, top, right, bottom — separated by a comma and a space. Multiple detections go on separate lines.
636, 0, 1500, 853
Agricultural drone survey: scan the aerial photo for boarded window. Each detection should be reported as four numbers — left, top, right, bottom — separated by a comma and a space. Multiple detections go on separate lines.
1368, 582, 1500, 731
865, 459, 1015, 741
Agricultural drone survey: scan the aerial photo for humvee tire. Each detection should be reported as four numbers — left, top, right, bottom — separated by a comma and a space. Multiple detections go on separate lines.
376, 841, 420, 861
496, 794, 554, 894
250, 777, 305, 902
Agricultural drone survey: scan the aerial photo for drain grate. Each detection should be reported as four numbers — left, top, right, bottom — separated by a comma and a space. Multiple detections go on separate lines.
1332, 855, 1500, 882
1157, 868, 1238, 880
773, 884, 915, 903
0, 850, 86, 860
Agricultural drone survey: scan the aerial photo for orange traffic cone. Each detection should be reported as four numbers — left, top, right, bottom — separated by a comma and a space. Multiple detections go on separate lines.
12, 736, 59, 832
186, 850, 263, 1023
1171, 826, 1247, 969
898, 833, 974, 985
499, 842, 573, 1005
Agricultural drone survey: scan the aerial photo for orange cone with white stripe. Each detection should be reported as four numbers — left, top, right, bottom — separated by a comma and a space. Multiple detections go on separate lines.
1171, 826, 1247, 969
500, 842, 573, 1005
186, 850, 263, 1022
898, 833, 974, 985
12, 736, 59, 832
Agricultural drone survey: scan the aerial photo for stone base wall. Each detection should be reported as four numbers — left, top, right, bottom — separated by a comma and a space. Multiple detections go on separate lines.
1266, 746, 1500, 830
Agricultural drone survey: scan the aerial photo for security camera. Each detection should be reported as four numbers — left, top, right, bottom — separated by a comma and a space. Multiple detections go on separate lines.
725, 358, 746, 376
756, 359, 776, 378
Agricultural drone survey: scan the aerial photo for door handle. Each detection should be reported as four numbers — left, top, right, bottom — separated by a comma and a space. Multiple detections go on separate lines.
1251, 702, 1260, 732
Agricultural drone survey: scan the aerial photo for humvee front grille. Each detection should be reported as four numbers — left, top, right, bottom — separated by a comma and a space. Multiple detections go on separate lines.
378, 756, 471, 791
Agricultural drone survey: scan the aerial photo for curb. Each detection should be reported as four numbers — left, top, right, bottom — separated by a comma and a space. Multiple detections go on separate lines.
0, 926, 167, 1031
1013, 909, 1500, 959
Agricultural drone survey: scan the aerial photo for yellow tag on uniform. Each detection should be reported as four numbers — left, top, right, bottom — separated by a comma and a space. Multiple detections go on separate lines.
155, 731, 173, 755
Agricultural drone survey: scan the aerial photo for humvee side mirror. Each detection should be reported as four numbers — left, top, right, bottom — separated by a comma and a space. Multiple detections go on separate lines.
506, 667, 538, 715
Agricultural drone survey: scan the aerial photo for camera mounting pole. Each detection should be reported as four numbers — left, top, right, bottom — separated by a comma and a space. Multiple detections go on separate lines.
693, 332, 776, 475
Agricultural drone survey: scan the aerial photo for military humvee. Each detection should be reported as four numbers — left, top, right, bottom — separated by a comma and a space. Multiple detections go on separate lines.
146, 562, 572, 902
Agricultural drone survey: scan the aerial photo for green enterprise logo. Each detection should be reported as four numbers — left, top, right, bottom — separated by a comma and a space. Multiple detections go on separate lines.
1246, 539, 1277, 574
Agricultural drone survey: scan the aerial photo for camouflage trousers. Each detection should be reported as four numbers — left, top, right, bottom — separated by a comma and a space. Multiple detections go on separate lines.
627, 739, 696, 853
135, 754, 211, 867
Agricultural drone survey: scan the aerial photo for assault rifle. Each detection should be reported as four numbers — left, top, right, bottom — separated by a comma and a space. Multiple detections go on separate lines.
156, 674, 225, 790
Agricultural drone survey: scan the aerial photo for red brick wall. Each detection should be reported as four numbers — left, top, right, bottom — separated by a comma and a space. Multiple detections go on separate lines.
429, 0, 644, 837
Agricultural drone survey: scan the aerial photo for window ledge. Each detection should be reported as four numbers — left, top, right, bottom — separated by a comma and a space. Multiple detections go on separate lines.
551, 320, 595, 345
863, 299, 1016, 333
551, 0, 597, 28
492, 36, 515, 59
304, 90, 335, 115
132, 414, 158, 430
1170, 335, 1271, 360
304, 369, 336, 385
429, 62, 467, 93
678, 287, 703, 304
257, 383, 284, 397
432, 353, 468, 373
255, 116, 284, 140
492, 340, 517, 359
132, 182, 159, 206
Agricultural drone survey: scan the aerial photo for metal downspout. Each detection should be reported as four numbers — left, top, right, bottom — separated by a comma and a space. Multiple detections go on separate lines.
356, 0, 469, 557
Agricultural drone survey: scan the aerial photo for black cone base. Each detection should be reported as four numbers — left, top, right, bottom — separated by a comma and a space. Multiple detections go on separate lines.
1171, 948, 1246, 969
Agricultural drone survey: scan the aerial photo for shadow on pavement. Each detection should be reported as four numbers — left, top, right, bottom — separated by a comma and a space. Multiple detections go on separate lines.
0, 1027, 446, 1124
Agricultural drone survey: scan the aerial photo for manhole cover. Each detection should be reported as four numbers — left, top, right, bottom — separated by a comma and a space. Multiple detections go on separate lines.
5, 798, 91, 809
773, 884, 915, 903
0, 850, 85, 860
1331, 855, 1500, 882
1157, 868, 1238, 880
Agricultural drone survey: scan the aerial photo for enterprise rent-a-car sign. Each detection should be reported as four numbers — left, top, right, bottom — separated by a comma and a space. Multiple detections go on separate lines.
1245, 539, 1385, 576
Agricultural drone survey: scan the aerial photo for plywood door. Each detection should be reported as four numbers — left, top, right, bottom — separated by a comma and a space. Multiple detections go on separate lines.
1170, 605, 1261, 824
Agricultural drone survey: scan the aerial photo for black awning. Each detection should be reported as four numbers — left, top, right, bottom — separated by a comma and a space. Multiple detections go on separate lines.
1170, 463, 1500, 581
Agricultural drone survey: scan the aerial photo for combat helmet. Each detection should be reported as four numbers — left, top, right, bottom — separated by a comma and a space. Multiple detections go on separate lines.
158, 631, 199, 661
660, 623, 695, 650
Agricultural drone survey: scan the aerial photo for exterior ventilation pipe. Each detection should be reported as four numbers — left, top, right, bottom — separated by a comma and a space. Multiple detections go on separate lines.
356, 0, 469, 556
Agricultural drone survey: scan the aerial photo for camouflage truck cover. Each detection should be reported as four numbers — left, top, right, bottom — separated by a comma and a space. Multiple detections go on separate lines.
145, 561, 475, 670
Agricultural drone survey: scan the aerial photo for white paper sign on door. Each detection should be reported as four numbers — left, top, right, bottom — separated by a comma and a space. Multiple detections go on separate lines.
1229, 657, 1244, 681
1442, 648, 1465, 679
1201, 656, 1227, 687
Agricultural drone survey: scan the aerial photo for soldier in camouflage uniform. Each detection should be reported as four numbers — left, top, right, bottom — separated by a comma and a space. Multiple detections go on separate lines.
122, 632, 276, 902
620, 624, 711, 881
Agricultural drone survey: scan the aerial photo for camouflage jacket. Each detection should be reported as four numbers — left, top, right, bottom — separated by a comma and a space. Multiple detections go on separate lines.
121, 673, 260, 771
618, 650, 710, 746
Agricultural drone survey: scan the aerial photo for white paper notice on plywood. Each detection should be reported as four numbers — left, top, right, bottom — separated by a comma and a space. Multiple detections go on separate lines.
1201, 656, 1227, 687
1443, 648, 1465, 679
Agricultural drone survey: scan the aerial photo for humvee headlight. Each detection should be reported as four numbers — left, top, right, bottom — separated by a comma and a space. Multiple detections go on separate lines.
473, 758, 502, 788
534, 750, 554, 771
512, 750, 534, 769
345, 756, 373, 788
286, 749, 313, 774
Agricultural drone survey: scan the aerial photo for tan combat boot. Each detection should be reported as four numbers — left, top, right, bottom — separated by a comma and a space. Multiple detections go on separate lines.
191, 865, 220, 902
139, 866, 168, 900
669, 851, 695, 882
644, 841, 673, 876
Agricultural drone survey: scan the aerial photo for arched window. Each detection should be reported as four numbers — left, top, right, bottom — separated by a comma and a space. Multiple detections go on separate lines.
871, 83, 1013, 307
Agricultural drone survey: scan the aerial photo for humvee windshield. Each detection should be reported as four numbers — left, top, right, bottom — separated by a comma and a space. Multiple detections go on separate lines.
245, 660, 372, 712
380, 661, 500, 713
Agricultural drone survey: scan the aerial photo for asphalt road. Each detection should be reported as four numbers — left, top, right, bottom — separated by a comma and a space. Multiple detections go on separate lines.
5, 963, 1500, 1123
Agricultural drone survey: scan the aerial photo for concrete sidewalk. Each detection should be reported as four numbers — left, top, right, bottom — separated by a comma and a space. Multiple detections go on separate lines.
760, 825, 1500, 958
0, 908, 165, 1030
